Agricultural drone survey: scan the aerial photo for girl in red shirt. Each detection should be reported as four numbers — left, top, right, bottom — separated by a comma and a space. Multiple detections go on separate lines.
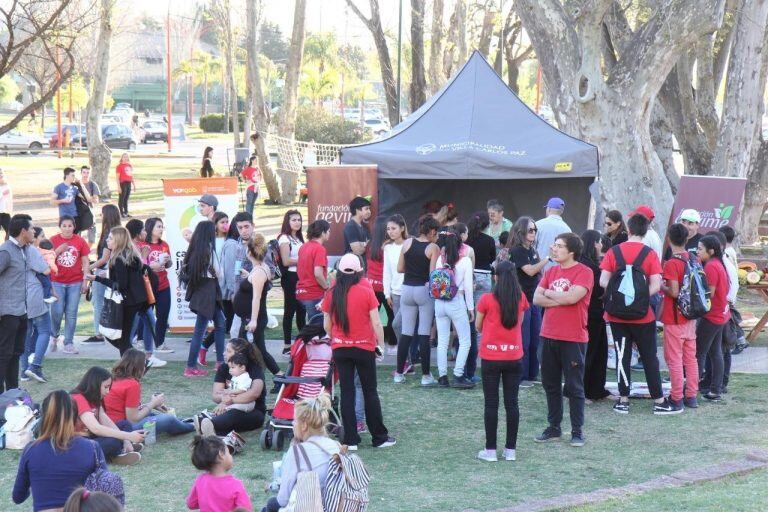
143, 217, 173, 352
241, 154, 262, 216
367, 216, 397, 349
475, 260, 529, 462
115, 153, 135, 218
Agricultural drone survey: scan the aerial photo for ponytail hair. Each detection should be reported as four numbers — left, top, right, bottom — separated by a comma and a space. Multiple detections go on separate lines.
699, 234, 724, 262
330, 270, 362, 334
436, 227, 460, 267
294, 393, 332, 441
493, 261, 522, 329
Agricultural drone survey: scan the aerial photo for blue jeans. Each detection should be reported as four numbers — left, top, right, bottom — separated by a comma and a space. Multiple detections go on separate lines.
246, 188, 258, 217
91, 280, 106, 336
187, 305, 226, 368
301, 298, 323, 324
521, 303, 542, 381
130, 413, 194, 436
36, 274, 53, 299
468, 272, 493, 378
51, 282, 82, 346
131, 308, 157, 353
21, 311, 52, 372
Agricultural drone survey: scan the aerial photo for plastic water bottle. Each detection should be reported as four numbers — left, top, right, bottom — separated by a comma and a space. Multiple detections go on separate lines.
143, 420, 156, 445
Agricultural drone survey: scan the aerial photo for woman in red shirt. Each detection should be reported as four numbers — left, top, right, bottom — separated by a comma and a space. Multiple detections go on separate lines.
296, 220, 331, 323
115, 153, 136, 218
143, 217, 173, 352
367, 216, 397, 349
475, 261, 528, 462
321, 254, 396, 450
696, 234, 731, 402
241, 154, 262, 216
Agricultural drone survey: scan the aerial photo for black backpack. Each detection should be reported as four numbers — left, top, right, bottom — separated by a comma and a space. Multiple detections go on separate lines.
604, 245, 652, 320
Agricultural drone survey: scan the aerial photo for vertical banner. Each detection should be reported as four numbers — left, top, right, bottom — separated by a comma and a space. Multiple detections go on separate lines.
163, 177, 239, 332
306, 165, 379, 257
669, 175, 748, 234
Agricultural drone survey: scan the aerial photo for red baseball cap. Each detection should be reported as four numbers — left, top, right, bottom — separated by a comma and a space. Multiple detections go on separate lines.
630, 205, 655, 221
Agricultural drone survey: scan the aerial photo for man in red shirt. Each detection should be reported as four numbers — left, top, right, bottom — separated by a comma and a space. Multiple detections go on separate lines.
600, 213, 676, 415
533, 233, 592, 447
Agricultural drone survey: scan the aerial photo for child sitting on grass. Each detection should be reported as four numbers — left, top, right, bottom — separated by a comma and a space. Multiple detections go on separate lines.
187, 435, 253, 512
224, 354, 255, 413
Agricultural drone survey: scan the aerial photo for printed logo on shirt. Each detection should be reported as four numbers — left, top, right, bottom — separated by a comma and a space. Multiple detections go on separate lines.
486, 343, 521, 352
57, 246, 80, 268
550, 278, 573, 293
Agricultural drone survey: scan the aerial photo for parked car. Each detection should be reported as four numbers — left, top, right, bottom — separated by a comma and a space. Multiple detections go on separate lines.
364, 118, 390, 136
45, 123, 86, 148
71, 123, 138, 150
140, 121, 168, 143
114, 102, 132, 110
0, 129, 45, 153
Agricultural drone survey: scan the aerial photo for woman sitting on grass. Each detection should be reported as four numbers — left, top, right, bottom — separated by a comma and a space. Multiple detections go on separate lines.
103, 348, 195, 436
71, 366, 145, 466
13, 391, 106, 511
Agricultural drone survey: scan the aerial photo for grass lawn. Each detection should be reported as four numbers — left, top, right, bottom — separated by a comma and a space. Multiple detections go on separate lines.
0, 359, 767, 511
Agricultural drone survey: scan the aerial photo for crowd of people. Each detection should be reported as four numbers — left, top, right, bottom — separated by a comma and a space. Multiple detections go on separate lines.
0, 157, 748, 511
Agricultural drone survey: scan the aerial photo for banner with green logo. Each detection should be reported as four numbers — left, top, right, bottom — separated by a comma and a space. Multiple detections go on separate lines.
670, 175, 747, 233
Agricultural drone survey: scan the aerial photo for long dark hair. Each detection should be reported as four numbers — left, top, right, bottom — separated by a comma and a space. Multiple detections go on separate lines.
606, 210, 627, 238
112, 348, 147, 382
467, 211, 490, 242
493, 261, 522, 329
71, 366, 111, 407
509, 216, 535, 249
437, 227, 460, 267
228, 337, 265, 368
307, 219, 330, 240
330, 271, 363, 335
98, 204, 121, 251
183, 221, 216, 288
212, 211, 229, 237
280, 209, 305, 242
699, 234, 724, 263
202, 146, 213, 165
369, 215, 388, 262
385, 214, 408, 244
144, 217, 163, 244
580, 229, 602, 265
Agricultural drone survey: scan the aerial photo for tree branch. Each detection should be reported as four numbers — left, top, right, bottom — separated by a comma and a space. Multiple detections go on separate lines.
571, 0, 614, 103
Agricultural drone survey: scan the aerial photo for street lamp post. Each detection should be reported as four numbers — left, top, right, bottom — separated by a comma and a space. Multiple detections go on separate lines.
166, 8, 172, 152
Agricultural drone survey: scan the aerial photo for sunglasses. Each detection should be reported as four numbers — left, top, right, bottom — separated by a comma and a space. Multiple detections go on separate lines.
527, 228, 538, 234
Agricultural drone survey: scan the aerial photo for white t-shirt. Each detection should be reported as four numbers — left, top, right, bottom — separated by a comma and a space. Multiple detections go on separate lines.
383, 242, 404, 298
230, 372, 252, 392
0, 184, 12, 214
278, 234, 303, 272
435, 254, 475, 310
642, 228, 663, 259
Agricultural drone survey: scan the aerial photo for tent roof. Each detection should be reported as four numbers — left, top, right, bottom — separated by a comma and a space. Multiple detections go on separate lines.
340, 51, 599, 180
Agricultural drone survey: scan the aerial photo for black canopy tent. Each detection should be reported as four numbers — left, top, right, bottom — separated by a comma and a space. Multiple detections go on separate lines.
340, 51, 599, 231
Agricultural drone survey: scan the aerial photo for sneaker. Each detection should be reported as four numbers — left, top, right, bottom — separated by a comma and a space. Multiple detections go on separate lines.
403, 362, 415, 375
732, 342, 749, 355
534, 426, 562, 443
519, 380, 534, 388
469, 375, 482, 383
437, 375, 449, 388
43, 296, 57, 304
683, 397, 698, 409
192, 415, 202, 434
49, 335, 61, 352
654, 397, 683, 415
374, 436, 396, 448
113, 451, 141, 466
198, 348, 209, 366
82, 335, 105, 344
613, 400, 630, 414
147, 356, 167, 368
477, 449, 498, 462
281, 346, 292, 356
703, 392, 722, 402
184, 367, 209, 378
356, 421, 368, 434
420, 374, 437, 387
154, 344, 174, 353
570, 432, 585, 447
24, 367, 48, 383
393, 373, 405, 384
61, 344, 79, 355
450, 375, 475, 389
200, 417, 216, 437
20, 374, 29, 382
346, 445, 358, 451
502, 448, 516, 461
131, 442, 144, 453
630, 362, 644, 370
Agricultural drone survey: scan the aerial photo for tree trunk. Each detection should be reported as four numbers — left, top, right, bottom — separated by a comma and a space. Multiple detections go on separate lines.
202, 74, 208, 117
185, 77, 192, 125
477, 2, 496, 57
86, 0, 113, 198
278, 0, 306, 138
409, 0, 427, 112
428, 0, 444, 94
649, 102, 679, 195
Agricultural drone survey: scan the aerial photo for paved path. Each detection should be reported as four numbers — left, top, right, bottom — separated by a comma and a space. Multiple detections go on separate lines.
46, 336, 768, 374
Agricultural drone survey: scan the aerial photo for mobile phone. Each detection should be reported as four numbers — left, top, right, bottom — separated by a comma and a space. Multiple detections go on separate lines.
374, 346, 383, 357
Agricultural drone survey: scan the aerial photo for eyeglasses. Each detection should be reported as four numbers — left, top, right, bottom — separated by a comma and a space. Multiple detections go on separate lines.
552, 243, 567, 249
527, 228, 538, 234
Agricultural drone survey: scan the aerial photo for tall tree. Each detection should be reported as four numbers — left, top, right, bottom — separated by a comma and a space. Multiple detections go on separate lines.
428, 0, 445, 94
346, 0, 399, 126
86, 0, 113, 197
409, 0, 427, 111
212, 0, 241, 147
192, 51, 221, 117
278, 0, 306, 138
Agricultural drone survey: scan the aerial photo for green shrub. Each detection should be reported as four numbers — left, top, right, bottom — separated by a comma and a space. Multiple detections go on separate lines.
199, 112, 249, 132
295, 106, 368, 144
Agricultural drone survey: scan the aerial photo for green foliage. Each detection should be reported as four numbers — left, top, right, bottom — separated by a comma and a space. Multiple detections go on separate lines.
199, 112, 248, 132
0, 76, 20, 105
295, 105, 367, 145
260, 21, 288, 62
52, 75, 89, 111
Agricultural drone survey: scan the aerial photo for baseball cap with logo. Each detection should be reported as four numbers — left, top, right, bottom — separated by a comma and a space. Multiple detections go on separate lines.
338, 253, 363, 274
545, 197, 565, 209
630, 205, 655, 221
199, 194, 219, 208
680, 209, 701, 223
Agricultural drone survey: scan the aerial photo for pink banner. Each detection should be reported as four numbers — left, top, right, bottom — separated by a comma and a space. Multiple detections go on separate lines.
668, 175, 747, 234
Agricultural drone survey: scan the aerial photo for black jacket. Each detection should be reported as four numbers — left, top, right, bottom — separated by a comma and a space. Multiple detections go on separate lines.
96, 258, 155, 307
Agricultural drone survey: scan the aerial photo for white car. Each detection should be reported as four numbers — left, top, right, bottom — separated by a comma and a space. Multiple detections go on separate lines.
0, 129, 45, 153
364, 118, 390, 136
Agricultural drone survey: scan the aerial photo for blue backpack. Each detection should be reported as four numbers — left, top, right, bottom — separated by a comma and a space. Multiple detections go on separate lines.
428, 265, 458, 301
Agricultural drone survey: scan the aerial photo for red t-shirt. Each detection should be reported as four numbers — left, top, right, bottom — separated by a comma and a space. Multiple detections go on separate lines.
50, 234, 90, 284
116, 163, 134, 183
321, 282, 379, 351
144, 240, 171, 291
704, 258, 730, 325
241, 166, 262, 192
71, 393, 98, 434
600, 241, 662, 324
477, 292, 529, 360
296, 240, 327, 301
661, 252, 689, 325
103, 378, 142, 423
539, 263, 594, 343
366, 257, 384, 293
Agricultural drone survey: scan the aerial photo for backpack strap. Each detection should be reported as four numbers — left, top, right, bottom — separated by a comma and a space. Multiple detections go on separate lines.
632, 245, 652, 268
611, 245, 626, 268
305, 439, 335, 456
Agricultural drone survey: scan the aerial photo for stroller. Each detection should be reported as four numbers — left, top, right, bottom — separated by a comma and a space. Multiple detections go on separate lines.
259, 322, 343, 451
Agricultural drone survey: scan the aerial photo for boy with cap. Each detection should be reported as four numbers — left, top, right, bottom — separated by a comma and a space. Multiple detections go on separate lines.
663, 209, 702, 261
536, 197, 571, 270
198, 194, 218, 222
631, 205, 663, 257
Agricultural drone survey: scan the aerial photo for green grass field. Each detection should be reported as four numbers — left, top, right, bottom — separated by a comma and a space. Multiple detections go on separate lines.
0, 359, 767, 511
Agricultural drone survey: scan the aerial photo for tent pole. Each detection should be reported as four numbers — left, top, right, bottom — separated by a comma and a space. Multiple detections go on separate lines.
396, 0, 403, 124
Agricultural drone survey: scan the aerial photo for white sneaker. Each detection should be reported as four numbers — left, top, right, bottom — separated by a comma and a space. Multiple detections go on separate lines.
346, 445, 358, 451
43, 296, 57, 304
503, 448, 516, 461
477, 449, 498, 462
421, 374, 437, 387
153, 345, 174, 354
393, 373, 405, 384
147, 356, 167, 368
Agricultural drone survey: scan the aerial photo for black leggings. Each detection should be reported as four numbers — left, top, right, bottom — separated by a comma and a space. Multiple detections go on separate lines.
109, 303, 143, 356
118, 181, 131, 215
584, 314, 610, 400
280, 272, 305, 344
481, 359, 522, 450
211, 407, 265, 435
375, 291, 397, 346
238, 309, 281, 376
696, 318, 725, 395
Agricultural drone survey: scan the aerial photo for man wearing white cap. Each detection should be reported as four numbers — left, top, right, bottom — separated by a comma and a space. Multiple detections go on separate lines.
663, 208, 702, 261
536, 197, 571, 270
